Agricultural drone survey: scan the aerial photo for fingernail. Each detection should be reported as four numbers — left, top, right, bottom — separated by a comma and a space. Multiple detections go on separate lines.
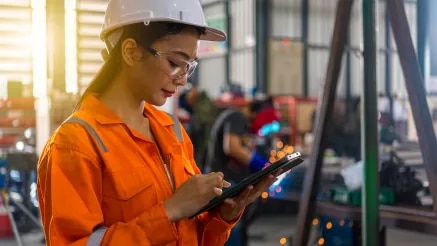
214, 187, 223, 195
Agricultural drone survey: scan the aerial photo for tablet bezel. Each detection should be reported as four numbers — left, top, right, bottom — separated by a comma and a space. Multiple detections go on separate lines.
189, 152, 304, 218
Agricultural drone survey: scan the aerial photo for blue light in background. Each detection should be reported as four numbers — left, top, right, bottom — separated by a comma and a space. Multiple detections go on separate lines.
257, 121, 281, 136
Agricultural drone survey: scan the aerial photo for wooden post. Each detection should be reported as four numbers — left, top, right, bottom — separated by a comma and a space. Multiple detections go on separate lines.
293, 1, 355, 245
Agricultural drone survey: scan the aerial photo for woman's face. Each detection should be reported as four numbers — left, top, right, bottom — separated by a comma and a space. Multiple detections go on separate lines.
123, 27, 200, 106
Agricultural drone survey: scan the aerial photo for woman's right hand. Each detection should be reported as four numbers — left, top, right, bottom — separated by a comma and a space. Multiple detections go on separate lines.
163, 172, 230, 221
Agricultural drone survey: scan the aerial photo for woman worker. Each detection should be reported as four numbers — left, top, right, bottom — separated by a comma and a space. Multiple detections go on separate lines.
36, 0, 278, 245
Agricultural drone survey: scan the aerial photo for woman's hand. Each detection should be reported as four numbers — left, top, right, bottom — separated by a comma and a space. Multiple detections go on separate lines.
164, 172, 231, 221
217, 170, 281, 222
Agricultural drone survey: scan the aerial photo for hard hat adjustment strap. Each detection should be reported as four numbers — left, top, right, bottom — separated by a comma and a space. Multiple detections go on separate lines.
143, 10, 154, 26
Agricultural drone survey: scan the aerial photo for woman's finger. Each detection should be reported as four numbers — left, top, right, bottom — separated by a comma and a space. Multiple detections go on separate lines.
223, 180, 232, 188
247, 178, 278, 202
224, 198, 234, 205
202, 172, 225, 188
213, 187, 223, 196
234, 185, 254, 207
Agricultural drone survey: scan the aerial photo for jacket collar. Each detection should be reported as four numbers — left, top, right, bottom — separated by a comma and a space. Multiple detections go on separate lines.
79, 94, 175, 126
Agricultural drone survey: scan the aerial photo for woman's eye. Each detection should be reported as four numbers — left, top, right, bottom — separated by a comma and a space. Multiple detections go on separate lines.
168, 60, 179, 69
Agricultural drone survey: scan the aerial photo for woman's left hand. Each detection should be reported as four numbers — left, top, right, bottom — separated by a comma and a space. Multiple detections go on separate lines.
217, 170, 281, 222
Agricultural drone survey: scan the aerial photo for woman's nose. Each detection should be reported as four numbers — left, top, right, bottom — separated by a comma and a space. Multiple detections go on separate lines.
174, 75, 187, 87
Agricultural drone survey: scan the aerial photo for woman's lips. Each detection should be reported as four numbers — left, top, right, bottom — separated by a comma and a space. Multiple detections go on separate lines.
162, 89, 175, 97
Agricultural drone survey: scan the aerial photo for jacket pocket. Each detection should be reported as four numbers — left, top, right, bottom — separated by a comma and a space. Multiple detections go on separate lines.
183, 163, 196, 176
102, 168, 157, 223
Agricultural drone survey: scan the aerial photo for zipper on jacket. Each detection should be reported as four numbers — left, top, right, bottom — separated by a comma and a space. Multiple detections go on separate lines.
149, 129, 176, 194
163, 158, 175, 192
156, 146, 175, 193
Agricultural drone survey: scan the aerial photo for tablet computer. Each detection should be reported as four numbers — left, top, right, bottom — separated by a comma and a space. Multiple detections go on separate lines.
190, 152, 304, 218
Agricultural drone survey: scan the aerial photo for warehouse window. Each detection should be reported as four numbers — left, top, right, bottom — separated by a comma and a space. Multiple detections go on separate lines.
199, 0, 256, 97
75, 0, 106, 94
0, 0, 33, 97
230, 0, 255, 94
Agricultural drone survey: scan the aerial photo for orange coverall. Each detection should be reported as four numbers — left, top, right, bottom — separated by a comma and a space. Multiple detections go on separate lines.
37, 94, 237, 245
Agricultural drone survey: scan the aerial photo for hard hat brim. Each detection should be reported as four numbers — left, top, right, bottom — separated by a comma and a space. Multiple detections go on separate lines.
101, 18, 227, 43
198, 26, 227, 42
166, 18, 227, 41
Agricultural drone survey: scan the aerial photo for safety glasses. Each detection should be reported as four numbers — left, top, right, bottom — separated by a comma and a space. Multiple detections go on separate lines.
147, 47, 198, 80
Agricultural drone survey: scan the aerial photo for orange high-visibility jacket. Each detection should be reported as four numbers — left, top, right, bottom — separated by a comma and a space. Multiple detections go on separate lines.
37, 95, 237, 246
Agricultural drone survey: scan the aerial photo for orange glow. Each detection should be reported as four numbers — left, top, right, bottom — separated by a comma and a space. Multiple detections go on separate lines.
279, 237, 287, 245
261, 192, 268, 199
276, 141, 284, 149
318, 238, 325, 245
312, 218, 319, 225
326, 222, 333, 229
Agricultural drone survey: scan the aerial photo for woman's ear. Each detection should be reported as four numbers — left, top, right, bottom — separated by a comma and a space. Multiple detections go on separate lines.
121, 38, 142, 67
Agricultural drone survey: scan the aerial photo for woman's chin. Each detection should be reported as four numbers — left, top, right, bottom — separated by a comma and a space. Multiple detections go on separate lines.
149, 97, 167, 107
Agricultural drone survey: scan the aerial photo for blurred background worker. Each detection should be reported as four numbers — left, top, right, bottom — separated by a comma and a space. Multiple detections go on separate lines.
205, 99, 270, 182
178, 85, 220, 165
248, 97, 282, 160
204, 97, 278, 246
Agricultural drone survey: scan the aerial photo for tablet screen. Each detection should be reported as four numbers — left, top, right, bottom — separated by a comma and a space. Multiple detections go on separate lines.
190, 152, 304, 218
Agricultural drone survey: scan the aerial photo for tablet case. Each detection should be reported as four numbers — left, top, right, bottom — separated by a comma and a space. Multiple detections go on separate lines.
190, 152, 304, 218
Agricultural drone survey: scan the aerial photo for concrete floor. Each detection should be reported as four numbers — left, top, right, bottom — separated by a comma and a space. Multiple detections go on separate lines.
248, 216, 437, 246
1, 215, 437, 245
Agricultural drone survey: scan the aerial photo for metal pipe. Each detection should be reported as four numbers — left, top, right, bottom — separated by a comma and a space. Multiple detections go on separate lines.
362, 0, 380, 245
2, 191, 23, 246
10, 199, 44, 230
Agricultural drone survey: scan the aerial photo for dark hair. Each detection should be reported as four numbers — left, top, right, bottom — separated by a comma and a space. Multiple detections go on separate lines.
75, 22, 206, 109
249, 96, 274, 114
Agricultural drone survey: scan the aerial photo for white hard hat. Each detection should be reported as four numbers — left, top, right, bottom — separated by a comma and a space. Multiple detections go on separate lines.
101, 0, 227, 51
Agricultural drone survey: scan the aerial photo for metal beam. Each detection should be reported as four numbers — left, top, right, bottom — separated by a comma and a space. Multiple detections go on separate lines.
362, 0, 380, 245
301, 0, 309, 96
293, 1, 354, 245
385, 6, 394, 120
428, 0, 437, 80
255, 0, 270, 93
387, 0, 437, 215
345, 32, 352, 101
305, 43, 395, 54
417, 0, 430, 84
225, 0, 231, 85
